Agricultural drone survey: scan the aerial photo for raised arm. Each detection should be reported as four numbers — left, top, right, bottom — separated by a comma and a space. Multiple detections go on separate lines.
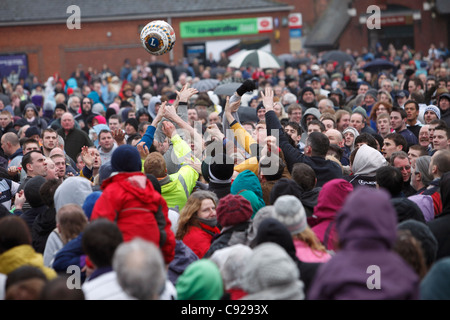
262, 87, 305, 172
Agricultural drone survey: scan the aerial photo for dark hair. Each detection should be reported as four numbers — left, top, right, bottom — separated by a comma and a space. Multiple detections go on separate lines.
385, 133, 408, 152
21, 150, 44, 174
40, 276, 85, 300
391, 106, 407, 119
98, 129, 112, 141
82, 218, 123, 268
404, 100, 419, 111
376, 166, 403, 197
355, 133, 378, 150
434, 125, 450, 139
291, 163, 316, 191
393, 229, 427, 279
0, 216, 32, 254
307, 131, 329, 157
126, 133, 142, 145
308, 119, 326, 132
22, 138, 40, 150
286, 121, 302, 135
5, 265, 47, 291
39, 179, 62, 207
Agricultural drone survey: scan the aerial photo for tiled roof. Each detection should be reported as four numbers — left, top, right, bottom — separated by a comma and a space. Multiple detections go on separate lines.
0, 0, 292, 25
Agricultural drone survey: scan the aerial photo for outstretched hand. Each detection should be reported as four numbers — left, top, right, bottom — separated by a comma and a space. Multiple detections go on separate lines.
112, 129, 125, 145
136, 141, 150, 160
224, 96, 241, 114
176, 84, 198, 103
161, 120, 177, 138
81, 146, 94, 168
206, 123, 225, 141
261, 87, 274, 111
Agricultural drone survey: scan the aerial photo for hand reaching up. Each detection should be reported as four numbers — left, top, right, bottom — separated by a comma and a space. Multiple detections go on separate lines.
261, 87, 274, 111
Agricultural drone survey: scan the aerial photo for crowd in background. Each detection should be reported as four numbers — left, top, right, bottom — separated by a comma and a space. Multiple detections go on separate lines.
0, 41, 450, 301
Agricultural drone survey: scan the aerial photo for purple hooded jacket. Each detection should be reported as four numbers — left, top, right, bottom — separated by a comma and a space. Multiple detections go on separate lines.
308, 187, 420, 300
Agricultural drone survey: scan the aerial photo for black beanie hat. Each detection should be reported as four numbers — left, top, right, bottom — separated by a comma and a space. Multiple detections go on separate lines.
301, 86, 315, 97
124, 118, 139, 132
24, 176, 47, 208
269, 178, 303, 205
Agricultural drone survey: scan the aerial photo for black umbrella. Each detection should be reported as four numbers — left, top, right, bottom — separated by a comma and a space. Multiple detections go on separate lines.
362, 59, 395, 73
322, 50, 355, 66
191, 79, 220, 92
214, 82, 242, 96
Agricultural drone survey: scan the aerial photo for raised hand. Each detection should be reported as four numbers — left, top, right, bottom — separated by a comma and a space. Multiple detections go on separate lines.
162, 103, 177, 121
261, 86, 274, 111
176, 84, 198, 103
136, 141, 150, 160
81, 146, 94, 168
112, 128, 125, 145
206, 123, 225, 141
161, 120, 177, 138
224, 96, 241, 114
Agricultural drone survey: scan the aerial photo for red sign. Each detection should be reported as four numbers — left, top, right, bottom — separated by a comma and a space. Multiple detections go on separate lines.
260, 20, 270, 28
288, 13, 302, 29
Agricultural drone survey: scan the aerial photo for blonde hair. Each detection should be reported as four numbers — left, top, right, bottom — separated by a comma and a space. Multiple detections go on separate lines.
175, 191, 218, 240
293, 227, 328, 256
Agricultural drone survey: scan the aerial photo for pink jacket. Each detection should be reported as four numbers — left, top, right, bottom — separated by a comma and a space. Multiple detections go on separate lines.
308, 179, 353, 251
294, 239, 332, 263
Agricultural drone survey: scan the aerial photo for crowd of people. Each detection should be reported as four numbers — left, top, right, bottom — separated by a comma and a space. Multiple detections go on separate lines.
1, 41, 450, 301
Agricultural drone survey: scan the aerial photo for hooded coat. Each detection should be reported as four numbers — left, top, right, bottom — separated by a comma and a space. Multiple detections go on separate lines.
251, 217, 320, 298
344, 144, 387, 188
91, 172, 176, 264
0, 244, 57, 280
426, 172, 450, 260
300, 107, 321, 135
308, 179, 354, 251
242, 242, 305, 300
230, 170, 265, 218
308, 187, 420, 300
175, 259, 224, 300
15, 103, 48, 131
167, 240, 199, 285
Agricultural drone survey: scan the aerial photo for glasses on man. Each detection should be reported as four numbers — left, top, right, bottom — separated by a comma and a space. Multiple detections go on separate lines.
397, 165, 411, 171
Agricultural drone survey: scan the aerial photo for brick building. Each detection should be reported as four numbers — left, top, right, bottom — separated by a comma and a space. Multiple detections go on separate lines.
300, 0, 449, 55
0, 0, 293, 82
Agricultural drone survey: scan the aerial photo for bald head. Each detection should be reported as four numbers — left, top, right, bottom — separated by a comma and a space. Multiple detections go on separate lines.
325, 128, 343, 147
61, 112, 75, 131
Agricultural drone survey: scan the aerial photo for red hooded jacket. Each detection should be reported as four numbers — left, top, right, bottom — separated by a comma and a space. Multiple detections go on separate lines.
91, 172, 175, 264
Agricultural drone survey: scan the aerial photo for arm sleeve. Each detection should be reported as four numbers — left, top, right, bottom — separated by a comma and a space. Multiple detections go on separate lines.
90, 188, 123, 223
230, 121, 257, 155
265, 110, 305, 173
138, 125, 157, 150
178, 164, 200, 193
171, 134, 201, 165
